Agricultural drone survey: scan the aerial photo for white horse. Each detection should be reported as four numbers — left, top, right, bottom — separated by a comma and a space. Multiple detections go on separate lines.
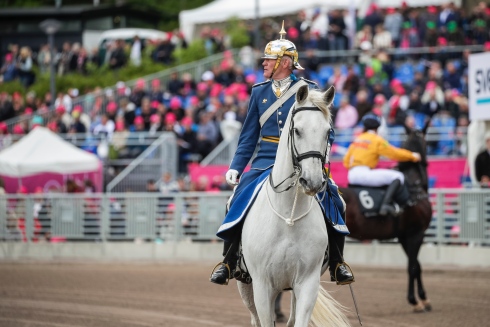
237, 85, 351, 327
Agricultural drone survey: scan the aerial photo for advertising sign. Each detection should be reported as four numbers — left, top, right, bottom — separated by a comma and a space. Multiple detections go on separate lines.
469, 52, 490, 120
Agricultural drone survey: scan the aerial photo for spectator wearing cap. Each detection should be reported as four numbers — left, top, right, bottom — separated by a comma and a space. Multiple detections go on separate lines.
149, 114, 163, 134
0, 53, 17, 83
129, 78, 147, 108
106, 101, 118, 122
384, 7, 403, 47
421, 81, 445, 107
169, 96, 185, 121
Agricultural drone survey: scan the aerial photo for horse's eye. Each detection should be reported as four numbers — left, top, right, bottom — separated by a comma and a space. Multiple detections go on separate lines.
294, 128, 300, 136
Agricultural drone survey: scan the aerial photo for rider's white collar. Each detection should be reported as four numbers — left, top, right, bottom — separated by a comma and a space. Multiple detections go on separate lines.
272, 76, 292, 98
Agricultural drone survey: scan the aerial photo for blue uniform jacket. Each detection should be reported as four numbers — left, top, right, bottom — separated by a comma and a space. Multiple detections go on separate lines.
230, 78, 317, 174
217, 77, 349, 242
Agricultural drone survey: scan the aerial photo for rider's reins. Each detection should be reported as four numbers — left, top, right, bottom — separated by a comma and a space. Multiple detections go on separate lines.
267, 105, 332, 226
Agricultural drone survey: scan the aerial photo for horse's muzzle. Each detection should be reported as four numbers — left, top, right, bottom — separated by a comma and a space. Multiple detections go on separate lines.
299, 177, 322, 196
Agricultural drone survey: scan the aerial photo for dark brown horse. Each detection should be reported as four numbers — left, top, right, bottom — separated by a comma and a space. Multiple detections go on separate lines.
340, 124, 433, 312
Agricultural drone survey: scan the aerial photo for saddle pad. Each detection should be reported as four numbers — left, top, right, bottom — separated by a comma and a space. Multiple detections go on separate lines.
347, 185, 386, 217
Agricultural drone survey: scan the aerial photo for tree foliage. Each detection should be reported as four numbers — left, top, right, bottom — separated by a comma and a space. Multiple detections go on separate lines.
0, 0, 213, 31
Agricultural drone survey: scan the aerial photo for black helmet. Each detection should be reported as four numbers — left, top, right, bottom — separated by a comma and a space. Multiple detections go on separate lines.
362, 113, 381, 130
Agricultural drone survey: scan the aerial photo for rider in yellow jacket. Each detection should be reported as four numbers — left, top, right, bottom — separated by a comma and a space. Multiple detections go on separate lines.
343, 113, 421, 215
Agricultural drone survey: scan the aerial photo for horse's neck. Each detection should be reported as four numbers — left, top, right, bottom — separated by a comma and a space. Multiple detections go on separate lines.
271, 103, 295, 190
269, 102, 308, 205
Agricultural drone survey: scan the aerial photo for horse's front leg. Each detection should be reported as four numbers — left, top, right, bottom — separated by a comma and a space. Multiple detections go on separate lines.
287, 291, 296, 327
400, 234, 429, 312
252, 279, 277, 327
237, 282, 261, 326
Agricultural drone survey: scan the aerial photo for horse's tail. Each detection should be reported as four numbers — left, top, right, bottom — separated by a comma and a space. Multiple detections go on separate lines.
310, 283, 351, 327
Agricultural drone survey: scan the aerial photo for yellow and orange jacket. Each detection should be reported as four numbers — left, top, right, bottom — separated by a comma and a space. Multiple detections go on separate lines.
343, 131, 418, 169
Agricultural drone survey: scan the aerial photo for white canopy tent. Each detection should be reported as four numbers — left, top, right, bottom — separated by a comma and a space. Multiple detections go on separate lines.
179, 0, 462, 41
0, 127, 100, 178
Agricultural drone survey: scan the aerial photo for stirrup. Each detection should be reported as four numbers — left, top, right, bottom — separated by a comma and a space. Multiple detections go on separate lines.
333, 262, 355, 285
209, 262, 231, 285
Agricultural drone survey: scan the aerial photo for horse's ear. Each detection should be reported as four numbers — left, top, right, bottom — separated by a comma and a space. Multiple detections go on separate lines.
403, 123, 411, 136
422, 117, 431, 135
324, 85, 335, 105
296, 85, 309, 105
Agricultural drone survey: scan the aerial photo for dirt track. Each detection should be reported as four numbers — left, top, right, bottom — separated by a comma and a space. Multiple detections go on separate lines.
0, 262, 489, 327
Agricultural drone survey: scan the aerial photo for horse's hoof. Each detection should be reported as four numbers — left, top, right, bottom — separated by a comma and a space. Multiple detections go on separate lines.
412, 303, 425, 313
422, 299, 432, 312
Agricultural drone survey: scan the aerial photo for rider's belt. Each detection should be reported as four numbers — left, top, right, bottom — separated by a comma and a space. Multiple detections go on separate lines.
262, 136, 280, 143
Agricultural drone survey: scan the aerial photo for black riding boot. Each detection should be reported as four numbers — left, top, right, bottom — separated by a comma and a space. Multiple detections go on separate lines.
210, 241, 238, 285
379, 179, 401, 216
327, 222, 355, 285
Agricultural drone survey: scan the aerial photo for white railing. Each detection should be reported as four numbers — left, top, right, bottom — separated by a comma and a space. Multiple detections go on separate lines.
1, 188, 489, 246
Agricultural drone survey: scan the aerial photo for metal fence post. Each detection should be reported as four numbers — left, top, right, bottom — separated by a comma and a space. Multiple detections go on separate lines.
100, 194, 109, 243
173, 195, 183, 242
25, 197, 33, 244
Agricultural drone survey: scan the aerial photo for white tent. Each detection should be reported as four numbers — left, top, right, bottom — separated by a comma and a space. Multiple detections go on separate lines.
0, 127, 100, 178
179, 0, 462, 41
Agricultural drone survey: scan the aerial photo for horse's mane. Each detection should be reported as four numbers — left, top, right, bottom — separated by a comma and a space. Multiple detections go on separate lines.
305, 89, 333, 126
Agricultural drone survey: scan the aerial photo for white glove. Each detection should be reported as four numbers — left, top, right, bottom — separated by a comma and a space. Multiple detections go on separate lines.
225, 169, 239, 186
412, 152, 421, 162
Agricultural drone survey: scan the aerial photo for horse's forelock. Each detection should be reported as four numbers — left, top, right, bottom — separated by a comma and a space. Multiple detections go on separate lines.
303, 89, 332, 125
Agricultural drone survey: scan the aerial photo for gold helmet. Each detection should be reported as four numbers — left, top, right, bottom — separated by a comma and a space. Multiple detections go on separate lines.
261, 21, 304, 74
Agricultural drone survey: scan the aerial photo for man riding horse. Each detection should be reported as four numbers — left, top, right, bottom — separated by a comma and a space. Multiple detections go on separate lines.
343, 113, 422, 215
210, 23, 354, 287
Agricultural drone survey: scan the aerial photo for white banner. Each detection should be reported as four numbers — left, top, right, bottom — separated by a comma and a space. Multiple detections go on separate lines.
469, 52, 490, 121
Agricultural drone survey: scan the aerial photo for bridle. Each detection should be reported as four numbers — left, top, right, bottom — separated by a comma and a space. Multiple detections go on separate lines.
269, 105, 331, 194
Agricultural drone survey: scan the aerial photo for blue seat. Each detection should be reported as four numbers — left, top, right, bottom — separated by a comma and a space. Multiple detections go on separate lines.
394, 63, 415, 85
414, 113, 427, 130
318, 66, 334, 86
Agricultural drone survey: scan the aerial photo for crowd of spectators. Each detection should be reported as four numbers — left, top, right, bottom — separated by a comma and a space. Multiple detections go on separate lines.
0, 30, 188, 88
1, 2, 490, 189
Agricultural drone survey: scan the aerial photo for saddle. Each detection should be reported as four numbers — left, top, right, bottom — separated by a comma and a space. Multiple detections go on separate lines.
347, 184, 408, 217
